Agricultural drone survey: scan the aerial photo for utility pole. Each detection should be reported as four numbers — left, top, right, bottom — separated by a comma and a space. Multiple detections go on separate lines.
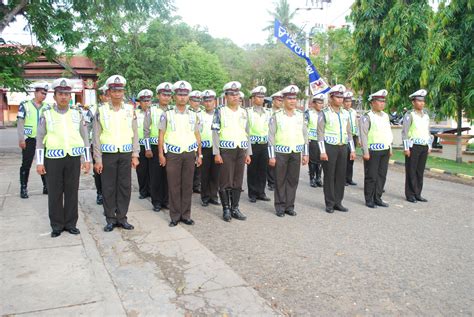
295, 0, 332, 101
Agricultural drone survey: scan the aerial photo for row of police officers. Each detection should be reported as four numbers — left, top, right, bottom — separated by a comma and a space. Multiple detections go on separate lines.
17, 75, 433, 237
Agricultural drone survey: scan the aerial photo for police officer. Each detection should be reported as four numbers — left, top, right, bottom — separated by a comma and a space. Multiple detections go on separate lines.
85, 85, 108, 205
17, 82, 49, 198
158, 81, 202, 227
200, 90, 220, 206
317, 84, 356, 213
402, 89, 431, 203
143, 82, 173, 212
135, 89, 153, 199
267, 91, 283, 191
268, 85, 309, 217
359, 89, 393, 208
247, 86, 272, 203
343, 91, 358, 186
307, 93, 324, 187
212, 81, 252, 222
93, 75, 140, 232
189, 90, 203, 194
35, 78, 91, 237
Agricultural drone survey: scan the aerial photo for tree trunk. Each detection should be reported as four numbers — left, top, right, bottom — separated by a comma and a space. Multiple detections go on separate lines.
456, 103, 463, 163
0, 0, 28, 34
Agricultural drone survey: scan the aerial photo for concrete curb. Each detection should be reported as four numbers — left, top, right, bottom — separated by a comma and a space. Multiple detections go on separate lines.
389, 159, 474, 180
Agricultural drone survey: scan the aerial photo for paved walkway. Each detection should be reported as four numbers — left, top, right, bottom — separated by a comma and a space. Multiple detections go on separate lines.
0, 145, 277, 316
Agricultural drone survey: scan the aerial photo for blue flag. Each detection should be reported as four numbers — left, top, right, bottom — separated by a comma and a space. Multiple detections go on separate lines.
274, 20, 330, 95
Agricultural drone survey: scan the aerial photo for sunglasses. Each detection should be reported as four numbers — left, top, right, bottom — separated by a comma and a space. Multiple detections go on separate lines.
226, 91, 240, 96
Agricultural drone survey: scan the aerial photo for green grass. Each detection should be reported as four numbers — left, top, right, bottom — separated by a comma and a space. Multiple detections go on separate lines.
356, 148, 474, 176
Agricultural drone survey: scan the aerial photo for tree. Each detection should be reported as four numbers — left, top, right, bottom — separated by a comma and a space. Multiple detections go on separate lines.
421, 0, 474, 162
311, 27, 355, 87
0, 1, 173, 90
350, 0, 432, 111
349, 0, 394, 105
263, 0, 299, 41
379, 0, 432, 111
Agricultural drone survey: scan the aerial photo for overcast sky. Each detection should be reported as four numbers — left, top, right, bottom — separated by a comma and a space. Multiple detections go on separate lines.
1, 0, 354, 48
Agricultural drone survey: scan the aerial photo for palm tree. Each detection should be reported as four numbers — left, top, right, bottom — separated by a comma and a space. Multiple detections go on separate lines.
263, 0, 299, 41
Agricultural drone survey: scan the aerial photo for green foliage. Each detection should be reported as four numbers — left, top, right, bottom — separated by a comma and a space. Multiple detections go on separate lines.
421, 0, 474, 120
87, 20, 230, 97
311, 27, 355, 87
0, 0, 173, 90
263, 0, 299, 41
379, 0, 432, 111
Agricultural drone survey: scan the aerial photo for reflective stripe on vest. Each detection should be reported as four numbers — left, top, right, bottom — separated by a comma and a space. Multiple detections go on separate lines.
200, 111, 214, 148
274, 110, 305, 153
23, 100, 46, 138
218, 106, 248, 149
99, 103, 134, 153
408, 111, 431, 145
150, 106, 165, 144
164, 107, 198, 153
323, 107, 349, 145
248, 107, 271, 143
307, 109, 319, 140
44, 108, 85, 159
367, 111, 393, 151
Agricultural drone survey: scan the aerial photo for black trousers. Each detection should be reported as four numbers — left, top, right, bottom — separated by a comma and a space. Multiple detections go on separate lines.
149, 144, 168, 207
44, 155, 81, 231
322, 143, 348, 208
20, 137, 46, 186
102, 152, 132, 225
267, 166, 276, 188
200, 147, 219, 202
218, 148, 246, 190
136, 145, 151, 197
166, 152, 195, 221
91, 145, 102, 195
274, 152, 301, 213
364, 149, 390, 203
346, 135, 357, 183
247, 143, 268, 198
193, 164, 201, 191
405, 145, 428, 199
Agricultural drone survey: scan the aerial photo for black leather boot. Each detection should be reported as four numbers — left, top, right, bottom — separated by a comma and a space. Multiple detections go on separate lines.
41, 174, 48, 194
315, 164, 323, 187
219, 190, 231, 222
96, 192, 103, 205
230, 188, 246, 220
20, 170, 29, 199
309, 163, 316, 187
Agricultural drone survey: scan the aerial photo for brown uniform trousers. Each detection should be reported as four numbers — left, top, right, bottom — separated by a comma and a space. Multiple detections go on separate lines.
274, 152, 301, 213
166, 151, 195, 222
218, 148, 246, 190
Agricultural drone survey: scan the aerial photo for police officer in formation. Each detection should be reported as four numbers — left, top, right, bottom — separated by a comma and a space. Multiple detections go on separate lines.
135, 89, 153, 200
17, 82, 49, 198
199, 90, 220, 206
189, 90, 203, 193
35, 78, 91, 237
90, 85, 108, 205
268, 85, 309, 217
402, 89, 431, 203
307, 93, 324, 188
247, 86, 272, 203
158, 81, 202, 227
266, 91, 283, 191
212, 81, 251, 222
359, 89, 393, 208
343, 91, 358, 186
143, 82, 173, 211
93, 75, 139, 232
317, 84, 356, 213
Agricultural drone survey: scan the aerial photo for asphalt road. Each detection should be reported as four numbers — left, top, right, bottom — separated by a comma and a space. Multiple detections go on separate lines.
185, 161, 473, 316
